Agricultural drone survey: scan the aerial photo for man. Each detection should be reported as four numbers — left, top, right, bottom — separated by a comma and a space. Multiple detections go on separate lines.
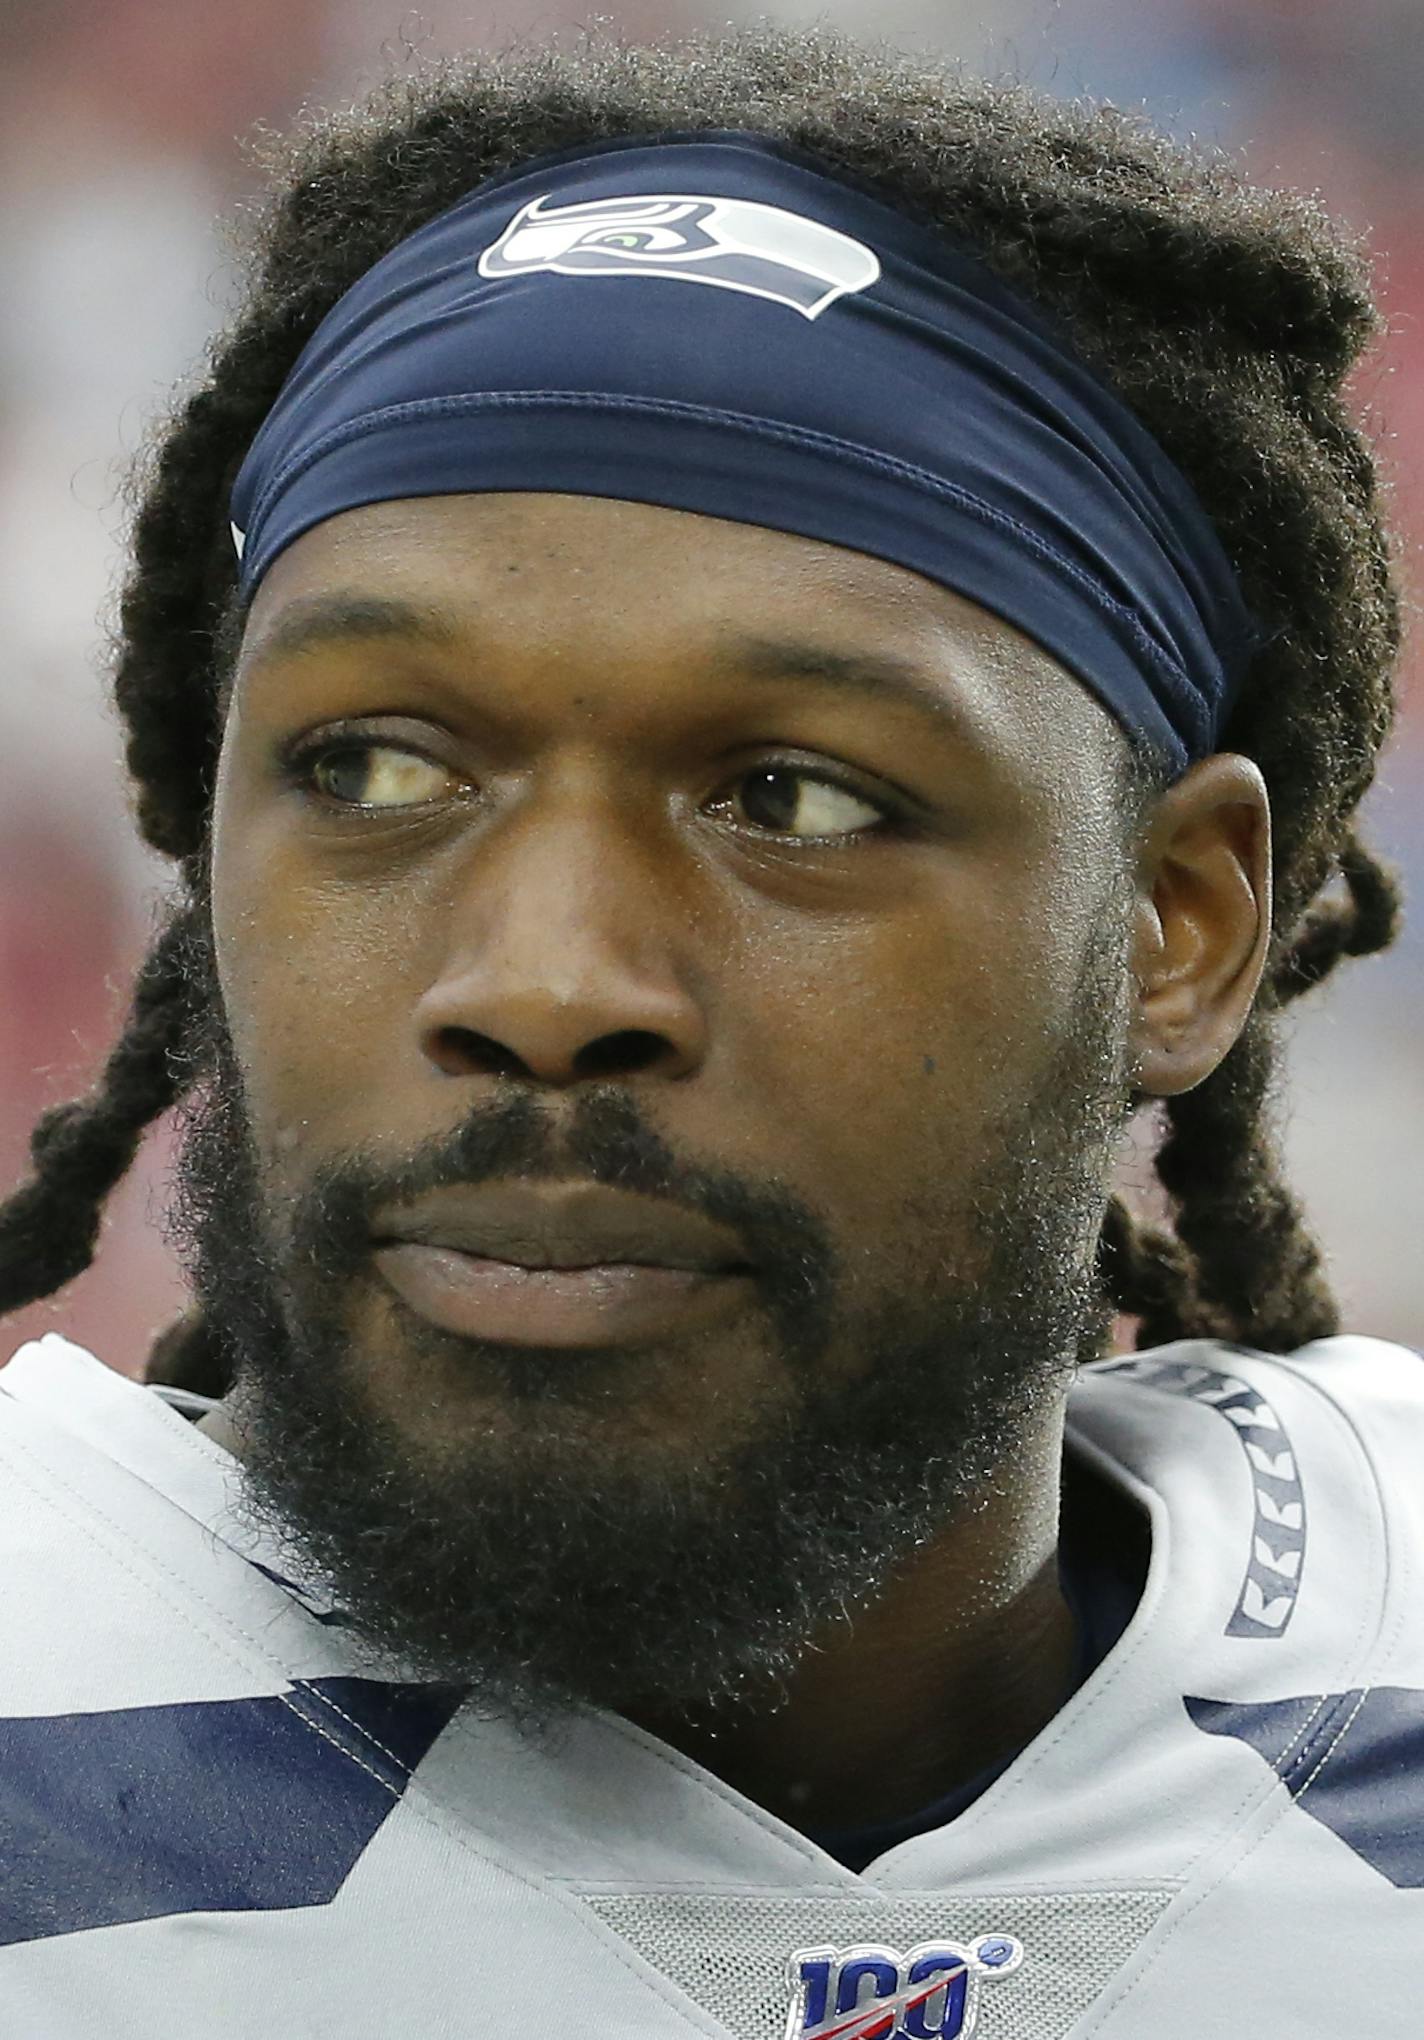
0, 27, 1417, 2038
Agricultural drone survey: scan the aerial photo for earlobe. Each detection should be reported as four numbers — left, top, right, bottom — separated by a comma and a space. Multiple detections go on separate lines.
1127, 755, 1272, 1098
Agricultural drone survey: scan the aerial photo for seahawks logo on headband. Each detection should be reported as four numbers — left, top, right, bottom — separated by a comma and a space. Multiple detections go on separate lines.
477, 190, 880, 320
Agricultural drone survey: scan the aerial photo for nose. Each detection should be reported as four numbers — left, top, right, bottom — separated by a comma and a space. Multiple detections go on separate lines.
411, 783, 711, 1088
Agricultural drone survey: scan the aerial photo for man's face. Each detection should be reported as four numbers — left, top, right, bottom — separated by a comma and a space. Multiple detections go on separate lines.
170, 492, 1142, 1730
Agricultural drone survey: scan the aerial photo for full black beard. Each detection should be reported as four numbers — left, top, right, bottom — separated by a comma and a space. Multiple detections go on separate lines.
163, 896, 1133, 1741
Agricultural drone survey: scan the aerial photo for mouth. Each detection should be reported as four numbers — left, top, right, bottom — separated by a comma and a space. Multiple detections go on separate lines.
371, 1241, 756, 1348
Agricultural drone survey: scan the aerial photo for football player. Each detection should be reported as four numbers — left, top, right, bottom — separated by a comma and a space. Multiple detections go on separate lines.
0, 26, 1417, 2037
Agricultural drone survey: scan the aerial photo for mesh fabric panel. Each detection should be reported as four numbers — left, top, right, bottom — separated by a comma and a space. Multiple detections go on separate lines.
582, 1885, 1172, 2038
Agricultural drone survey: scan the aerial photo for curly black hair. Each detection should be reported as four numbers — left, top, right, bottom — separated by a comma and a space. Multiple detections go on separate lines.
0, 25, 1406, 1397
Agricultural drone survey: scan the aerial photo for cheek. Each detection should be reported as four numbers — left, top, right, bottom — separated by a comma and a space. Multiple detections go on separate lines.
209, 817, 418, 1163
729, 885, 1062, 1251
221, 906, 410, 1151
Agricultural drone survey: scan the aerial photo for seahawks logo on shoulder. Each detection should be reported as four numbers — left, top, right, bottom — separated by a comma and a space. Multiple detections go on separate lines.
477, 189, 880, 319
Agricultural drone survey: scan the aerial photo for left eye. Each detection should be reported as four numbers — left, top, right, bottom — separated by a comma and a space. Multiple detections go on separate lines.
716, 765, 889, 841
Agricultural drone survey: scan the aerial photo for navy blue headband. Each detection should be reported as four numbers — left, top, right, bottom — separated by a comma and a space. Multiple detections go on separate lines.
229, 130, 1260, 775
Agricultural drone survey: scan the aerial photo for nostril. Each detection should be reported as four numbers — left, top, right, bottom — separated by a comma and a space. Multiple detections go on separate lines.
428, 1028, 526, 1079
575, 1029, 665, 1079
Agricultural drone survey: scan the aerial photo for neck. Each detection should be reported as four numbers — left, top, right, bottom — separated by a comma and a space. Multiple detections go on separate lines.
621, 1410, 1076, 1834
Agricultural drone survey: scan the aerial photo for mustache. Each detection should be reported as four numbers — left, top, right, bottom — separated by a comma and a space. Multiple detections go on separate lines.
170, 1009, 838, 1359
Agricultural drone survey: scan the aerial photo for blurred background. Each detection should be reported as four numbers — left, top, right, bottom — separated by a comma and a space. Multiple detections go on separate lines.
1, 0, 1419, 1381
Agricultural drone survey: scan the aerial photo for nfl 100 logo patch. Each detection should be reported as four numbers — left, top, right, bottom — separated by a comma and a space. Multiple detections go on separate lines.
782, 1933, 1023, 2039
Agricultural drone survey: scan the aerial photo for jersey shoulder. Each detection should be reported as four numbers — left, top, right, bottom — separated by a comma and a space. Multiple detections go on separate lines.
1081, 1328, 1424, 1490
1074, 1331, 1424, 1679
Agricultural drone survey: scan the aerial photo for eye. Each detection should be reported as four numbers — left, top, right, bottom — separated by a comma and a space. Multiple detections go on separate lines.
587, 225, 682, 251
289, 739, 462, 810
284, 738, 899, 842
716, 763, 892, 842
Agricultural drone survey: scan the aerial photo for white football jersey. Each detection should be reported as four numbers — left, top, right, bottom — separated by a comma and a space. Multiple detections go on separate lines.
1, 1327, 1421, 2038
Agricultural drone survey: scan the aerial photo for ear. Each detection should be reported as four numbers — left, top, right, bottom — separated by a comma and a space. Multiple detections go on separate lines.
1127, 754, 1272, 1097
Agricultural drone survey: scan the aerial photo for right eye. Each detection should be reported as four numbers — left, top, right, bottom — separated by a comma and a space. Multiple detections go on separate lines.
287, 739, 464, 810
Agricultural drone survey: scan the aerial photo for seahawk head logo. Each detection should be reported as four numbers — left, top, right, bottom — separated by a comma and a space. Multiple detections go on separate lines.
477, 189, 881, 319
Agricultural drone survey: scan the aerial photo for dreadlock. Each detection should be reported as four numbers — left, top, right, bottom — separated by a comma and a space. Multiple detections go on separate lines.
0, 26, 1406, 1395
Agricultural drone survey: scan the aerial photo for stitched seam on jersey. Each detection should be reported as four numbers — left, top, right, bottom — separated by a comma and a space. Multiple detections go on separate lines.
281, 1687, 407, 1794
1292, 1685, 1371, 1803
1039, 1363, 1342, 2027
1067, 1723, 1334, 2037
563, 1878, 950, 1895
0, 1437, 733, 2034
143, 1388, 246, 1473
40, 1391, 756, 1811
360, 1760, 749, 2034
1077, 1685, 1358, 2018
1266, 1691, 1334, 1781
894, 1423, 1169, 1837
581, 1705, 853, 1876
15, 1371, 873, 1833
1279, 1691, 1355, 1792
0, 1436, 405, 1798
1082, 1679, 1353, 2036
562, 1877, 1179, 1899
979, 1349, 1390, 2032
1068, 1689, 1354, 2027
3, 1414, 420, 1781
289, 1683, 411, 1777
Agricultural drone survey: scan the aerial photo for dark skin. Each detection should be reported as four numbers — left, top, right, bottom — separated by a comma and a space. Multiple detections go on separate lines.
192, 491, 1270, 1828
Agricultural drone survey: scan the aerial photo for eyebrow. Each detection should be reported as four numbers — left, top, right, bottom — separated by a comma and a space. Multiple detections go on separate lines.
240, 593, 461, 671
724, 634, 976, 745
239, 592, 978, 746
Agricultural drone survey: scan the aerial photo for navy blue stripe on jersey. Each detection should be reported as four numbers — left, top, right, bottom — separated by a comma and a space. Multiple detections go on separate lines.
0, 1676, 467, 1945
1186, 1688, 1424, 1888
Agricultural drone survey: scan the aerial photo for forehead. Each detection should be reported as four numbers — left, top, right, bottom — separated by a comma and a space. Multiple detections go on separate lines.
233, 491, 1125, 787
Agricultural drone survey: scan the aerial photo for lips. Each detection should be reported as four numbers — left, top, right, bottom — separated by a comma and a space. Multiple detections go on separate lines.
371, 1241, 755, 1347
369, 1181, 750, 1275
368, 1182, 755, 1347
